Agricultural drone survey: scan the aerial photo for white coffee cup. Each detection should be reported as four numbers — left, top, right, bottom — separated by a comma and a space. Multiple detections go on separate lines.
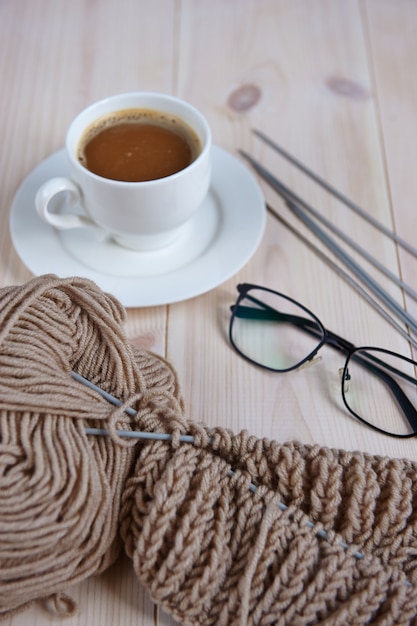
35, 92, 212, 250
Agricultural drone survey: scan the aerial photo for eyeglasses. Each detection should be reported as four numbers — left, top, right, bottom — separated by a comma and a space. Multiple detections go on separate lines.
229, 283, 417, 438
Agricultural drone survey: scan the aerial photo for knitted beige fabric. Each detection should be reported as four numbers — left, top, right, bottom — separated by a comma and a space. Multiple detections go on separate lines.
1, 275, 417, 625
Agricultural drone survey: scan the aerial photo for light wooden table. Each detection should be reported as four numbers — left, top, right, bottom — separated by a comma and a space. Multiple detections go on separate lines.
1, 1, 417, 624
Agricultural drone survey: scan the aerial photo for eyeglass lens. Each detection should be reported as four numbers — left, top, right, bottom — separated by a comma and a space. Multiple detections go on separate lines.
342, 348, 417, 437
230, 287, 324, 371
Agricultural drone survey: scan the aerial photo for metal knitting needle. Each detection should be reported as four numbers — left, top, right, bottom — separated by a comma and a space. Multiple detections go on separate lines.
266, 172, 417, 302
76, 374, 416, 576
240, 151, 417, 337
248, 138, 417, 300
267, 206, 417, 350
253, 129, 417, 260
73, 371, 365, 560
71, 371, 197, 443
287, 197, 417, 336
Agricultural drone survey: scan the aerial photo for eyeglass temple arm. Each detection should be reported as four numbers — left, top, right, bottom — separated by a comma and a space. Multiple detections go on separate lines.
233, 300, 417, 430
232, 299, 327, 344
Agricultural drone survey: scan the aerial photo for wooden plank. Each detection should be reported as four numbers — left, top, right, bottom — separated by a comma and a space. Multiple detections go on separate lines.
364, 0, 417, 333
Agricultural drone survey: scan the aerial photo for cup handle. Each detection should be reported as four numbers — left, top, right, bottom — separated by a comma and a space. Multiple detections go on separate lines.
35, 177, 97, 230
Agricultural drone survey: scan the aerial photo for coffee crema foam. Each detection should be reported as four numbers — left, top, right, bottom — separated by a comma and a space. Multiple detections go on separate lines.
77, 108, 202, 182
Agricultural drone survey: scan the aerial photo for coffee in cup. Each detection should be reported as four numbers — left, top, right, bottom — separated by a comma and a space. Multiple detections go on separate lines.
77, 108, 202, 182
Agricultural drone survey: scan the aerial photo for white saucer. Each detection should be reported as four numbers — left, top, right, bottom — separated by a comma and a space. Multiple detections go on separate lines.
9, 146, 265, 307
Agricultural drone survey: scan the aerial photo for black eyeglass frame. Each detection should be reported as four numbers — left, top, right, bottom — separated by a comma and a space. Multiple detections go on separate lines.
229, 283, 417, 438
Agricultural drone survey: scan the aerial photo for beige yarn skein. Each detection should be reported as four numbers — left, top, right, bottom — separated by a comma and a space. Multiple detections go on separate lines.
0, 274, 182, 617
